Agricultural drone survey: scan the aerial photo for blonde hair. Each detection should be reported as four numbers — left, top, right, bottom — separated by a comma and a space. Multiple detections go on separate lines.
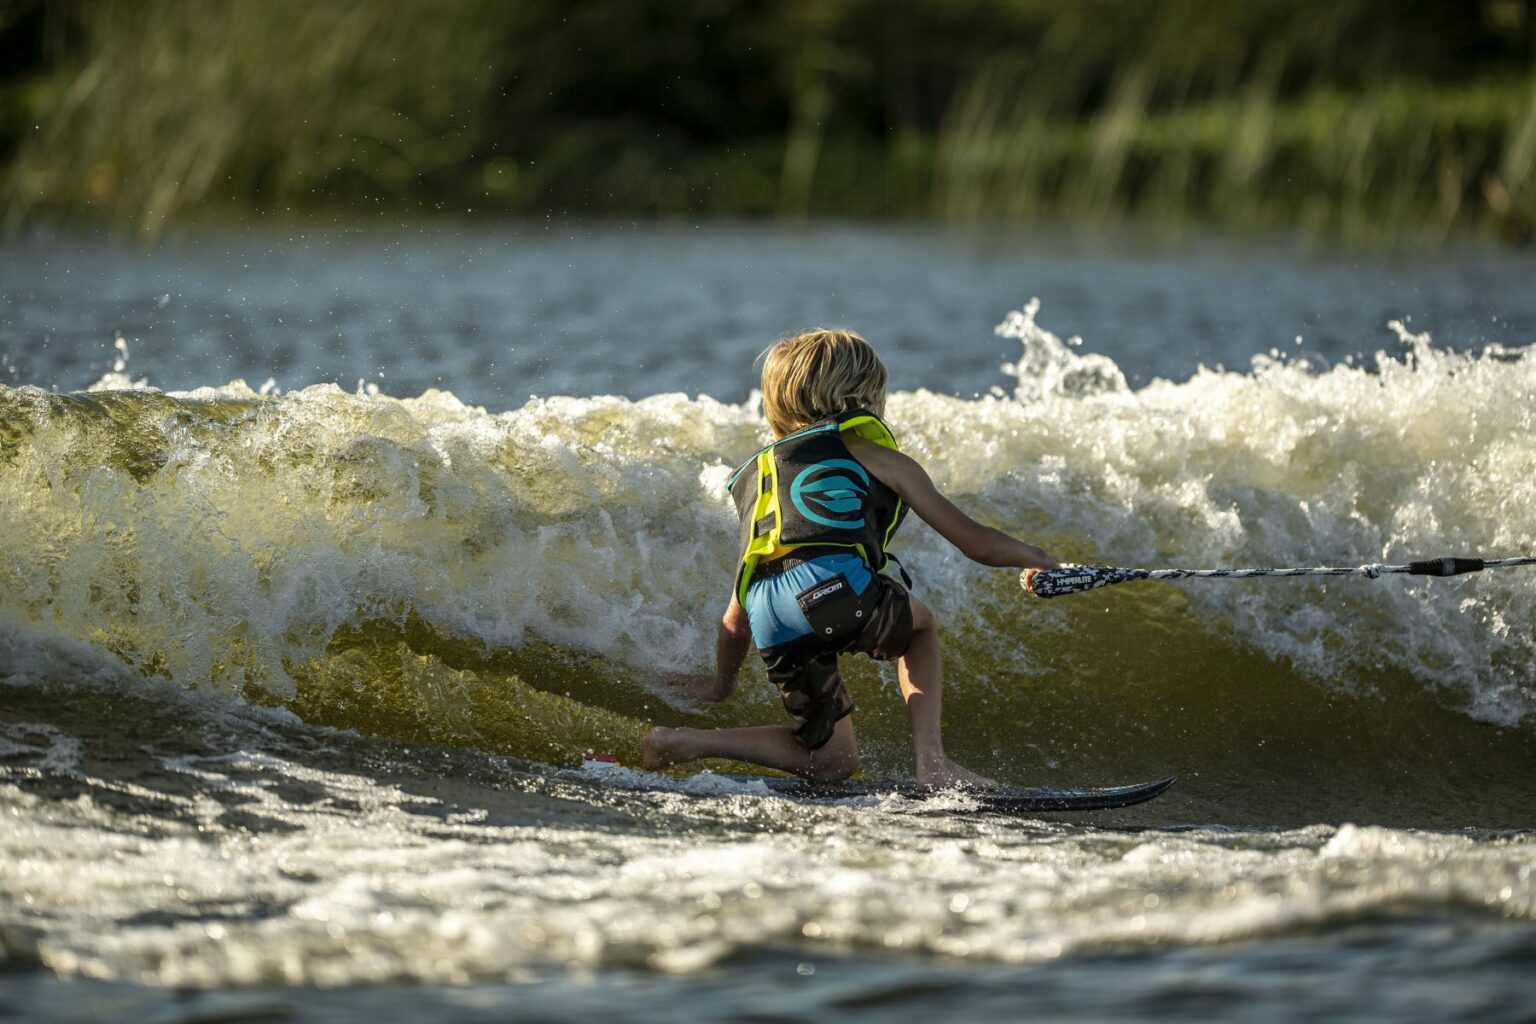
758, 328, 888, 437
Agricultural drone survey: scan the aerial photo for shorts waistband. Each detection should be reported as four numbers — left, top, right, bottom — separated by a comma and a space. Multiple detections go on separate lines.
751, 547, 857, 579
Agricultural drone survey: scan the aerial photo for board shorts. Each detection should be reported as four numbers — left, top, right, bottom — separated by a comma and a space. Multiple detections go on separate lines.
745, 552, 915, 751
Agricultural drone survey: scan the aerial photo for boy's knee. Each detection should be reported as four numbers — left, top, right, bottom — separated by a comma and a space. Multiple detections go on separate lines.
807, 748, 858, 783
803, 718, 858, 782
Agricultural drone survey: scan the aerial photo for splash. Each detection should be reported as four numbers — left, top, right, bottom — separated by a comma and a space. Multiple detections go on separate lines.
0, 305, 1533, 776
995, 297, 1128, 402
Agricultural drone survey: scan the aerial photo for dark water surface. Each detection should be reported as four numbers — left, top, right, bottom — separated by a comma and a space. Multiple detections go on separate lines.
5, 221, 1535, 404
8, 927, 1536, 1024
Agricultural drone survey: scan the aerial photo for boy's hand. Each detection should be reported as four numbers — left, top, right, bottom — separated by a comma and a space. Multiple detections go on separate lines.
1021, 568, 1042, 595
668, 672, 732, 702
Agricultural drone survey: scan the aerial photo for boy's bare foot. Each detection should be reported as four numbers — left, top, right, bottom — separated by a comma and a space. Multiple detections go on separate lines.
916, 757, 999, 791
641, 727, 684, 771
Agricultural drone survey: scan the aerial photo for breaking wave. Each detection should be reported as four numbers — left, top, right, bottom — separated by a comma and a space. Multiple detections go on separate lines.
1, 302, 1533, 781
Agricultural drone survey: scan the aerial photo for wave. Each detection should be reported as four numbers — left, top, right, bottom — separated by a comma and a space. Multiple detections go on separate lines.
1, 303, 1533, 782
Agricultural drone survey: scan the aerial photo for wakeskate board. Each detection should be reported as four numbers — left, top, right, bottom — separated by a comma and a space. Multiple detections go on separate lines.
580, 755, 1174, 812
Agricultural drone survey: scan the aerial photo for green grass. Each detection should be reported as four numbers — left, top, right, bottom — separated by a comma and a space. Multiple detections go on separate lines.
3, 0, 1534, 246
933, 75, 1536, 245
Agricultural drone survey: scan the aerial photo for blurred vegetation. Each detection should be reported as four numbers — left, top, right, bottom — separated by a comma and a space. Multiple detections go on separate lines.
1, 0, 1534, 244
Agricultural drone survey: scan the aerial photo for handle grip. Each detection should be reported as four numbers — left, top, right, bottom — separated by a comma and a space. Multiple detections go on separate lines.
1406, 557, 1484, 577
1024, 565, 1142, 598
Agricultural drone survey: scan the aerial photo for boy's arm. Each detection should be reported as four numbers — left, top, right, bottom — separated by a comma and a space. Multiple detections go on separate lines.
713, 594, 753, 697
673, 594, 752, 702
847, 439, 1059, 571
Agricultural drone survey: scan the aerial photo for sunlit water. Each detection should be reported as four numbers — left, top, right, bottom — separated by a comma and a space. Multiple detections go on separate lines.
2, 222, 1535, 1020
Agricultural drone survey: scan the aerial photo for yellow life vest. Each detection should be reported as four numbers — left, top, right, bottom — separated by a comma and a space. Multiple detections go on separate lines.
726, 408, 908, 604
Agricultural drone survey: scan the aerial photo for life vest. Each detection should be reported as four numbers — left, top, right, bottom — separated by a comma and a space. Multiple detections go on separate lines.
727, 408, 908, 604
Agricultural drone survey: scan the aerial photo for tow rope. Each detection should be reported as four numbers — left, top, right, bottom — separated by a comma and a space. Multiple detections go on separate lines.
1024, 556, 1536, 598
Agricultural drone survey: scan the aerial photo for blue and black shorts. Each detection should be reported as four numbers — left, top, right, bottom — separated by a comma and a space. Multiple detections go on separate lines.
745, 552, 915, 750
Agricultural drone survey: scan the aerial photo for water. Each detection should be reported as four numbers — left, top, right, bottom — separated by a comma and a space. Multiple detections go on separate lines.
7, 221, 1536, 403
2, 222, 1535, 1021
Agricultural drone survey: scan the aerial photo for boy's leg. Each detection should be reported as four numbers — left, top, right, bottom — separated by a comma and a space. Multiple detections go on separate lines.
899, 596, 997, 789
643, 714, 858, 783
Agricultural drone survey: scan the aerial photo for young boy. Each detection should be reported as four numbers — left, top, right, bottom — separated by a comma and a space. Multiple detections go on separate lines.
643, 329, 1059, 788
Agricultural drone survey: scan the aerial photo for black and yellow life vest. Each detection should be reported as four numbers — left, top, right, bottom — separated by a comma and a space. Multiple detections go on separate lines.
727, 408, 908, 604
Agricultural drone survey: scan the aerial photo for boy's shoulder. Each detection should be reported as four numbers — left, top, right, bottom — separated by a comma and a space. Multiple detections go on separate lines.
843, 431, 906, 458
843, 433, 920, 488
843, 431, 901, 457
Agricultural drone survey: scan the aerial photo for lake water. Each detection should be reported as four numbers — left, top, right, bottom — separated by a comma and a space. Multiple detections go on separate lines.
2, 221, 1534, 1021
7, 221, 1536, 402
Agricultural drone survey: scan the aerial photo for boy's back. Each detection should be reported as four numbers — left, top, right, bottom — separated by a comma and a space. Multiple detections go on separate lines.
642, 329, 1057, 787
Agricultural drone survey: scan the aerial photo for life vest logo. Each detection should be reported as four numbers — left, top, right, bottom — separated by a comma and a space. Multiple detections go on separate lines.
789, 459, 869, 529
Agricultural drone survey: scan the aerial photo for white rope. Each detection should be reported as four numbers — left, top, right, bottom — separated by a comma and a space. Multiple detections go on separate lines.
1025, 556, 1536, 598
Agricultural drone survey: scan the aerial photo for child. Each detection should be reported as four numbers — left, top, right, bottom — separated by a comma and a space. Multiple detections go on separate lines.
643, 329, 1058, 788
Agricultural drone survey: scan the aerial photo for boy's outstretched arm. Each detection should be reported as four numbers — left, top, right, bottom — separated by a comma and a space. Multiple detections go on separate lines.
672, 594, 752, 702
846, 439, 1060, 571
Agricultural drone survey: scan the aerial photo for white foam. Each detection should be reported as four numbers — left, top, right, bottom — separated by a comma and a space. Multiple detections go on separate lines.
4, 720, 1533, 988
